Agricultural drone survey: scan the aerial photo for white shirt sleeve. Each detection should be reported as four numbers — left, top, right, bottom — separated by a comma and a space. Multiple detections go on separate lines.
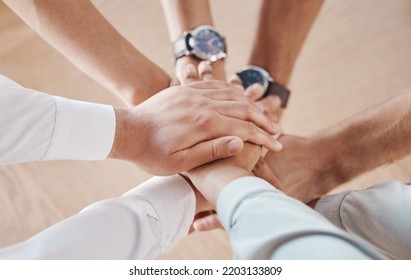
0, 75, 115, 164
0, 175, 195, 259
217, 177, 384, 260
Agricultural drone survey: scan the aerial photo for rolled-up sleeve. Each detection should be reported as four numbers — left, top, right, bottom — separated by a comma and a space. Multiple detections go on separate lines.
315, 181, 411, 259
0, 75, 115, 164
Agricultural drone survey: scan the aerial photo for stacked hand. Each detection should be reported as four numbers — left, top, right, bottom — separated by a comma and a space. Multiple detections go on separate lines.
177, 61, 284, 231
109, 67, 282, 175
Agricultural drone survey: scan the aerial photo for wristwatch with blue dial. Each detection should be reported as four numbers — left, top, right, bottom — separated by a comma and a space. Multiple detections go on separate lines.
173, 25, 227, 62
236, 65, 290, 108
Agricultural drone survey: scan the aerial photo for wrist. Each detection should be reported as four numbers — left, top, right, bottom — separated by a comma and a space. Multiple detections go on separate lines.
311, 133, 347, 191
108, 107, 128, 160
108, 107, 143, 162
118, 67, 172, 106
189, 165, 253, 206
178, 174, 209, 214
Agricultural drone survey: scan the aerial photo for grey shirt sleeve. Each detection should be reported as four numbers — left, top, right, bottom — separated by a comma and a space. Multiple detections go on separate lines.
217, 177, 383, 260
315, 181, 411, 259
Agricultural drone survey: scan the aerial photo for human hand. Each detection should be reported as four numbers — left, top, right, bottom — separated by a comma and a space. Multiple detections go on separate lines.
228, 74, 283, 122
190, 150, 284, 232
186, 142, 262, 206
176, 56, 226, 85
186, 62, 283, 232
109, 79, 282, 175
264, 135, 335, 203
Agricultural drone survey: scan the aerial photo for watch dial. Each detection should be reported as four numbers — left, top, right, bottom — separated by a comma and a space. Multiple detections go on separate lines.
238, 69, 266, 89
193, 29, 225, 59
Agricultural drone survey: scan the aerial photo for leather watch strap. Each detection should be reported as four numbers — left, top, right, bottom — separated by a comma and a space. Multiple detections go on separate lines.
265, 82, 290, 108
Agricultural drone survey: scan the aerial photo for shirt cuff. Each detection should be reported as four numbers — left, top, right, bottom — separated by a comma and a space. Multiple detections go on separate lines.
216, 176, 277, 231
124, 175, 196, 253
43, 96, 115, 161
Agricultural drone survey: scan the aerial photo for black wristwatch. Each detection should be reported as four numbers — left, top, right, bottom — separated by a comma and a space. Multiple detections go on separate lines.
173, 25, 227, 62
236, 65, 290, 108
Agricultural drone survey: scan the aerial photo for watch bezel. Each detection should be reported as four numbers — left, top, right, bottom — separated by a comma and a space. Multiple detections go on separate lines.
189, 25, 227, 62
237, 65, 273, 92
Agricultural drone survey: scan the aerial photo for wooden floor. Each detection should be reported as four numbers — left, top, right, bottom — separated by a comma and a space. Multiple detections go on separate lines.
1, 0, 411, 259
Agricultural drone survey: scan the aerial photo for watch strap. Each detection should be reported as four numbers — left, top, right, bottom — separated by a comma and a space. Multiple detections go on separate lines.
265, 82, 290, 108
173, 34, 191, 60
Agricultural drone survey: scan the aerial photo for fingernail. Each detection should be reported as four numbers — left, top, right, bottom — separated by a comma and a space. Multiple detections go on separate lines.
272, 123, 281, 133
251, 83, 264, 92
170, 77, 180, 86
229, 74, 242, 86
198, 61, 210, 71
272, 138, 283, 151
185, 64, 196, 74
273, 132, 282, 140
193, 221, 206, 231
227, 138, 244, 154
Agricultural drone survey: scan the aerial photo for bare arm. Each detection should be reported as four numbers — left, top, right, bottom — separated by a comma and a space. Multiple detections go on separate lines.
161, 0, 226, 81
248, 0, 323, 86
3, 0, 171, 106
264, 88, 411, 203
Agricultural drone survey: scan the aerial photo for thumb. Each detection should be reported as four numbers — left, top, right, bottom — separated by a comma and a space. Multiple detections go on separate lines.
179, 136, 244, 171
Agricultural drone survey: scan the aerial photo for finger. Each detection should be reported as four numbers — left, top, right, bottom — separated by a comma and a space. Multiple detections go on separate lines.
218, 118, 283, 152
176, 136, 244, 171
170, 77, 181, 87
198, 61, 216, 81
192, 214, 223, 232
214, 100, 281, 135
260, 131, 282, 157
227, 74, 246, 92
244, 83, 265, 101
256, 95, 282, 122
228, 74, 243, 87
253, 157, 284, 190
188, 80, 244, 97
181, 64, 199, 84
189, 210, 217, 234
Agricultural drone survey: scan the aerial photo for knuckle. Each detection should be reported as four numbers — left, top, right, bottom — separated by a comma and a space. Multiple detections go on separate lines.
196, 112, 217, 129
173, 149, 189, 172
247, 121, 258, 135
224, 88, 235, 100
211, 141, 225, 159
243, 102, 253, 118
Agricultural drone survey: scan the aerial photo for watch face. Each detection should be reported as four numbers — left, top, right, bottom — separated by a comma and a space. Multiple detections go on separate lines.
237, 68, 269, 91
190, 27, 226, 61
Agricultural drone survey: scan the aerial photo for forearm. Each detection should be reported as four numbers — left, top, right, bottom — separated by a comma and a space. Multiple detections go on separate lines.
316, 89, 411, 187
4, 0, 170, 105
248, 0, 323, 85
161, 0, 225, 80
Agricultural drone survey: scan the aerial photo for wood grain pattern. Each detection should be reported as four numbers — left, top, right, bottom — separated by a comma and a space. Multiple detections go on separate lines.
0, 0, 410, 259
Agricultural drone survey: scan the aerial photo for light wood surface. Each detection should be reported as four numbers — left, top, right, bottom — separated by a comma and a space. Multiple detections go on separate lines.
1, 0, 411, 259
